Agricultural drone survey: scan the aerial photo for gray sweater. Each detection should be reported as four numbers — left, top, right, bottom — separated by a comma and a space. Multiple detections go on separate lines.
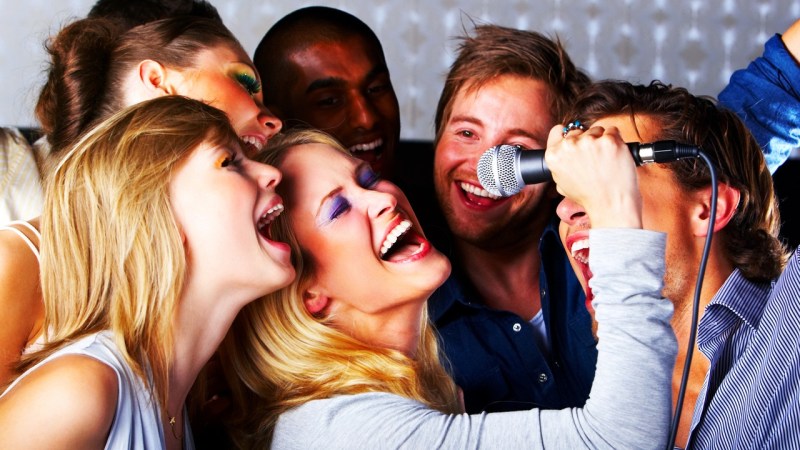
272, 229, 676, 449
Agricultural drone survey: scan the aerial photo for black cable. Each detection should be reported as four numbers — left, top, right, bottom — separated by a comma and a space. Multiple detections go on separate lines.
665, 150, 717, 449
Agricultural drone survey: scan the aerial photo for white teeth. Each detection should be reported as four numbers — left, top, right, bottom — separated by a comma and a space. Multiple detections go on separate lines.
258, 203, 284, 232
242, 135, 265, 153
380, 220, 412, 257
349, 138, 383, 153
460, 182, 501, 200
570, 238, 590, 264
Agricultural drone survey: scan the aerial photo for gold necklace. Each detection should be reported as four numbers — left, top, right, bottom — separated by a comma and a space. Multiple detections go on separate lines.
168, 411, 183, 441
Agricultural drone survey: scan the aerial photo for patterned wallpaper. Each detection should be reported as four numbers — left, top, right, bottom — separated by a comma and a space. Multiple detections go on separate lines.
1, 0, 798, 140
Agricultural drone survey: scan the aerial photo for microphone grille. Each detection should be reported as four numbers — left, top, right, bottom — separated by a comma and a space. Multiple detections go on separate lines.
477, 144, 521, 197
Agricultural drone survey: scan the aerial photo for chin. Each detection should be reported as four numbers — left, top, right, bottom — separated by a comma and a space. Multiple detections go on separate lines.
422, 252, 452, 292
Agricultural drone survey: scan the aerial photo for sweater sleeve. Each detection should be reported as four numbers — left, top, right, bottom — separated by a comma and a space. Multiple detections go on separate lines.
273, 229, 676, 450
719, 34, 800, 173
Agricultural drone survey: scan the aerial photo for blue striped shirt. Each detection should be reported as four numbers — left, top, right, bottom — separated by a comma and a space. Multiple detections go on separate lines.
686, 246, 800, 449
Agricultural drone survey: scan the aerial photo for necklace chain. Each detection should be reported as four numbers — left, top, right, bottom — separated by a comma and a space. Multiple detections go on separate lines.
168, 412, 183, 441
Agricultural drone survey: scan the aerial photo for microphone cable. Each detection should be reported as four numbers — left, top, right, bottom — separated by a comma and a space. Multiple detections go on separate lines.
665, 149, 717, 450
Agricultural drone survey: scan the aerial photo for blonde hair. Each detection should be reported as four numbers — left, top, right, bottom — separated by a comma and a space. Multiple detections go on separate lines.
219, 129, 461, 447
17, 96, 241, 415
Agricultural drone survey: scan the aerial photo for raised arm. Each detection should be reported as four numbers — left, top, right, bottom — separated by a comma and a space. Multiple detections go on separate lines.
782, 18, 800, 58
718, 18, 800, 173
272, 126, 676, 449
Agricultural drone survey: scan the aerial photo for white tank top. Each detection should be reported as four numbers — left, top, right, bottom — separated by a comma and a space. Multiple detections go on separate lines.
0, 220, 41, 262
1, 331, 195, 449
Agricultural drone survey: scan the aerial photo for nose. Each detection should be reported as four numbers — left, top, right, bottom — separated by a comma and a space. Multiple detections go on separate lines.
349, 94, 378, 131
556, 197, 587, 226
248, 160, 281, 191
259, 106, 283, 140
364, 188, 397, 219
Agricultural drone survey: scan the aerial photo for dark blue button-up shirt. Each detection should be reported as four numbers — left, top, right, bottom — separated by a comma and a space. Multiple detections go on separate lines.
428, 218, 597, 413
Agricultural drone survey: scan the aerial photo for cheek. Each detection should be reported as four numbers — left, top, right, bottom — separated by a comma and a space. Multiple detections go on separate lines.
215, 86, 257, 119
433, 141, 459, 172
308, 109, 346, 130
374, 96, 399, 120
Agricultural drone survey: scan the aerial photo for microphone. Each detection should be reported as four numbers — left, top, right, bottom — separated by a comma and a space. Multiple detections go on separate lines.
477, 141, 700, 197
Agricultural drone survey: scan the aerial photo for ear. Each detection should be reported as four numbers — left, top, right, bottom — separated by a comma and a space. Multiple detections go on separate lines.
690, 182, 741, 237
137, 60, 176, 96
302, 288, 330, 316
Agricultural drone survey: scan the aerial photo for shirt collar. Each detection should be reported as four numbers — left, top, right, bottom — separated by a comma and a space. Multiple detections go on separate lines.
428, 216, 563, 321
705, 268, 774, 333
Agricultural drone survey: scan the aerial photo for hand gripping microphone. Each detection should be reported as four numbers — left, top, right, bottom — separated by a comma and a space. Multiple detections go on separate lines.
477, 141, 700, 197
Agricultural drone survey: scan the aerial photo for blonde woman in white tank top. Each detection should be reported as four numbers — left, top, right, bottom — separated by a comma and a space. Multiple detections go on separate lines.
0, 97, 294, 450
0, 219, 45, 385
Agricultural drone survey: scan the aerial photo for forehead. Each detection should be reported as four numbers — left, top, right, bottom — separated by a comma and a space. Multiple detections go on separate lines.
281, 143, 358, 198
449, 75, 555, 138
286, 36, 384, 82
590, 114, 662, 143
591, 114, 678, 184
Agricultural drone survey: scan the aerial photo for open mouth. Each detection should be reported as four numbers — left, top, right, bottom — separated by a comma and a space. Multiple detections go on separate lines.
349, 138, 384, 165
241, 135, 266, 156
257, 203, 284, 240
568, 237, 595, 307
460, 182, 501, 200
349, 137, 384, 155
379, 219, 426, 262
459, 181, 503, 208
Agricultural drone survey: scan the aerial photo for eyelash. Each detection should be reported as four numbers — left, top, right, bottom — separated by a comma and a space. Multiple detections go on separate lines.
458, 130, 475, 138
329, 196, 351, 221
327, 168, 381, 221
234, 72, 262, 96
358, 167, 381, 188
217, 152, 242, 169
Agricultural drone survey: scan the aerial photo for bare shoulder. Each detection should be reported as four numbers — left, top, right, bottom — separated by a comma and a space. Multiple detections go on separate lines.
0, 354, 118, 448
0, 223, 44, 385
0, 223, 40, 288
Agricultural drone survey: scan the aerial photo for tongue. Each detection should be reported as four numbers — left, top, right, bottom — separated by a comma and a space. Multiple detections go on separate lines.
579, 255, 595, 312
464, 190, 496, 207
385, 242, 420, 262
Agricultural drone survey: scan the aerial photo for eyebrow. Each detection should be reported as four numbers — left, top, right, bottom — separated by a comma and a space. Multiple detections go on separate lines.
315, 186, 344, 226
305, 65, 390, 94
306, 77, 345, 93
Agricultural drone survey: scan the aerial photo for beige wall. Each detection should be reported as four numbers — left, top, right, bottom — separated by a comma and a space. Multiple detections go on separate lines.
1, 0, 798, 140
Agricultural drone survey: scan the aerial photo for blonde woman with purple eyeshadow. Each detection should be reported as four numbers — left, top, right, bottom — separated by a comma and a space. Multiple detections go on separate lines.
216, 128, 676, 449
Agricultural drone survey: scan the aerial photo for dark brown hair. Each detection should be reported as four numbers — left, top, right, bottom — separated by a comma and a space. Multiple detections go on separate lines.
35, 15, 240, 155
87, 0, 221, 30
566, 80, 788, 281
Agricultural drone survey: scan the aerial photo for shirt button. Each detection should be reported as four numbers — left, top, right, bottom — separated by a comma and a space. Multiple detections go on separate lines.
538, 373, 548, 383
512, 323, 522, 332
541, 289, 546, 298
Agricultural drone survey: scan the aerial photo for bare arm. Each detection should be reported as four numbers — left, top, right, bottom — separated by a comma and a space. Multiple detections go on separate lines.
0, 222, 44, 385
782, 19, 800, 62
0, 354, 118, 449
